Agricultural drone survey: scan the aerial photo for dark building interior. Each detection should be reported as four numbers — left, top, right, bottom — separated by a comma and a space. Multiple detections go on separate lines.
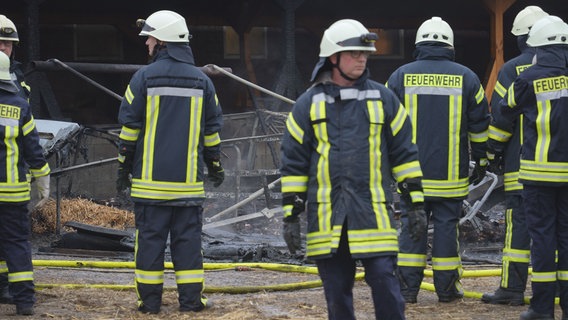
3, 0, 567, 125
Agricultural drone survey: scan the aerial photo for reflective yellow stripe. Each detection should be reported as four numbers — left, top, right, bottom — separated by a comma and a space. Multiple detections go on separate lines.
502, 248, 530, 263
187, 96, 203, 183
494, 81, 507, 98
392, 160, 422, 182
143, 95, 159, 180
4, 126, 18, 184
475, 85, 485, 104
125, 85, 134, 104
204, 132, 220, 147
534, 100, 552, 163
390, 103, 407, 136
311, 100, 331, 204
397, 253, 428, 267
119, 126, 140, 142
404, 93, 419, 144
507, 84, 517, 108
22, 116, 34, 135
531, 271, 556, 283
306, 225, 340, 257
468, 129, 488, 143
558, 270, 568, 281
9, 271, 33, 282
520, 159, 568, 183
30, 163, 50, 177
432, 256, 461, 271
135, 269, 164, 285
422, 178, 469, 198
131, 179, 205, 200
175, 269, 204, 284
285, 113, 304, 144
368, 101, 386, 204
504, 171, 522, 192
281, 176, 308, 193
0, 261, 7, 273
447, 93, 462, 181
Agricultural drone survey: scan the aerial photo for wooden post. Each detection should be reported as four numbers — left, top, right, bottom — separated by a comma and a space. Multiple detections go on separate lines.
483, 0, 516, 103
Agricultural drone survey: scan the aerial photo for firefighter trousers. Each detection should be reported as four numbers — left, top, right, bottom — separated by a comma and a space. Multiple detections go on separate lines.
398, 199, 463, 299
0, 203, 35, 308
134, 204, 206, 312
499, 194, 530, 292
523, 185, 568, 316
315, 226, 405, 320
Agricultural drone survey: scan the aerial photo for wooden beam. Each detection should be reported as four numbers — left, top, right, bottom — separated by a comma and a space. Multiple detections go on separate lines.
483, 0, 516, 102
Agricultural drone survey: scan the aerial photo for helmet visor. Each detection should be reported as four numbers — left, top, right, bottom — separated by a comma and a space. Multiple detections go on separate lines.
337, 33, 378, 48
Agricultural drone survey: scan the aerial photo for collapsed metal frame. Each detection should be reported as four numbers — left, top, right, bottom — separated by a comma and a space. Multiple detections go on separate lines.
30, 60, 291, 234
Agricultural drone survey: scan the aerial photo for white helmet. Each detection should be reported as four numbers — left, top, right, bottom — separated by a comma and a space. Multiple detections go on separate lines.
511, 6, 549, 36
527, 15, 568, 47
0, 51, 11, 80
319, 19, 377, 57
0, 15, 19, 43
415, 16, 453, 46
137, 10, 190, 43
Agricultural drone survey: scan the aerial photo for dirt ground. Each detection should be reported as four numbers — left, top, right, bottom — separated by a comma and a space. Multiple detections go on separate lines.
0, 245, 564, 320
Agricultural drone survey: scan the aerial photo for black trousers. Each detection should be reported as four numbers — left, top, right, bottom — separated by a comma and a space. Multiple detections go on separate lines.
523, 185, 568, 316
316, 227, 405, 320
0, 203, 35, 307
134, 204, 205, 311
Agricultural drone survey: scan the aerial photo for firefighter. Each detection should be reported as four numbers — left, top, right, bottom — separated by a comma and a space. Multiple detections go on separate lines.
280, 19, 426, 320
116, 10, 224, 314
0, 15, 30, 100
487, 15, 568, 320
482, 5, 549, 306
0, 51, 50, 316
386, 16, 490, 303
0, 15, 31, 304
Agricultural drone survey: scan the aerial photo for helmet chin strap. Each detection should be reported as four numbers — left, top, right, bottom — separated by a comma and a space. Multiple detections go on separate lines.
332, 52, 358, 82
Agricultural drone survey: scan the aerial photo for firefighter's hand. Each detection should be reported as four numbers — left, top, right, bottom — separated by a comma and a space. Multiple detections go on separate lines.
35, 175, 50, 208
407, 204, 427, 241
206, 160, 225, 188
283, 215, 301, 254
116, 166, 131, 193
486, 150, 504, 175
469, 159, 487, 185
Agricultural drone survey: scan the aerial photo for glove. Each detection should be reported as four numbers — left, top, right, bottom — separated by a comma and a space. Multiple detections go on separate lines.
116, 150, 133, 193
486, 150, 504, 175
469, 159, 487, 185
34, 175, 50, 208
398, 178, 427, 241
206, 158, 224, 188
406, 204, 427, 241
282, 192, 306, 254
283, 216, 301, 254
116, 165, 131, 193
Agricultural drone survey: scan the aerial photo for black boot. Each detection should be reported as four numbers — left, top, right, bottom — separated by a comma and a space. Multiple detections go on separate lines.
519, 308, 554, 320
481, 287, 524, 305
0, 285, 13, 304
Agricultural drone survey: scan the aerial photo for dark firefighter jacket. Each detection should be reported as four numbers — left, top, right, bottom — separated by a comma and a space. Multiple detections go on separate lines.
280, 69, 423, 259
489, 45, 568, 187
10, 61, 30, 101
386, 44, 490, 200
488, 36, 535, 195
0, 89, 50, 202
118, 46, 223, 205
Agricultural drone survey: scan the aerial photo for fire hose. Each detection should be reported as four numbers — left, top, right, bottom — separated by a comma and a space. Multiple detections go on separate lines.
30, 259, 557, 305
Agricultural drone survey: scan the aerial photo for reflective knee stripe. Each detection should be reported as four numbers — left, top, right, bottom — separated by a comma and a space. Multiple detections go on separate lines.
531, 271, 556, 283
502, 248, 530, 263
175, 269, 204, 284
135, 269, 164, 285
397, 253, 427, 267
431, 256, 461, 271
558, 270, 568, 281
0, 261, 7, 273
8, 271, 33, 282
